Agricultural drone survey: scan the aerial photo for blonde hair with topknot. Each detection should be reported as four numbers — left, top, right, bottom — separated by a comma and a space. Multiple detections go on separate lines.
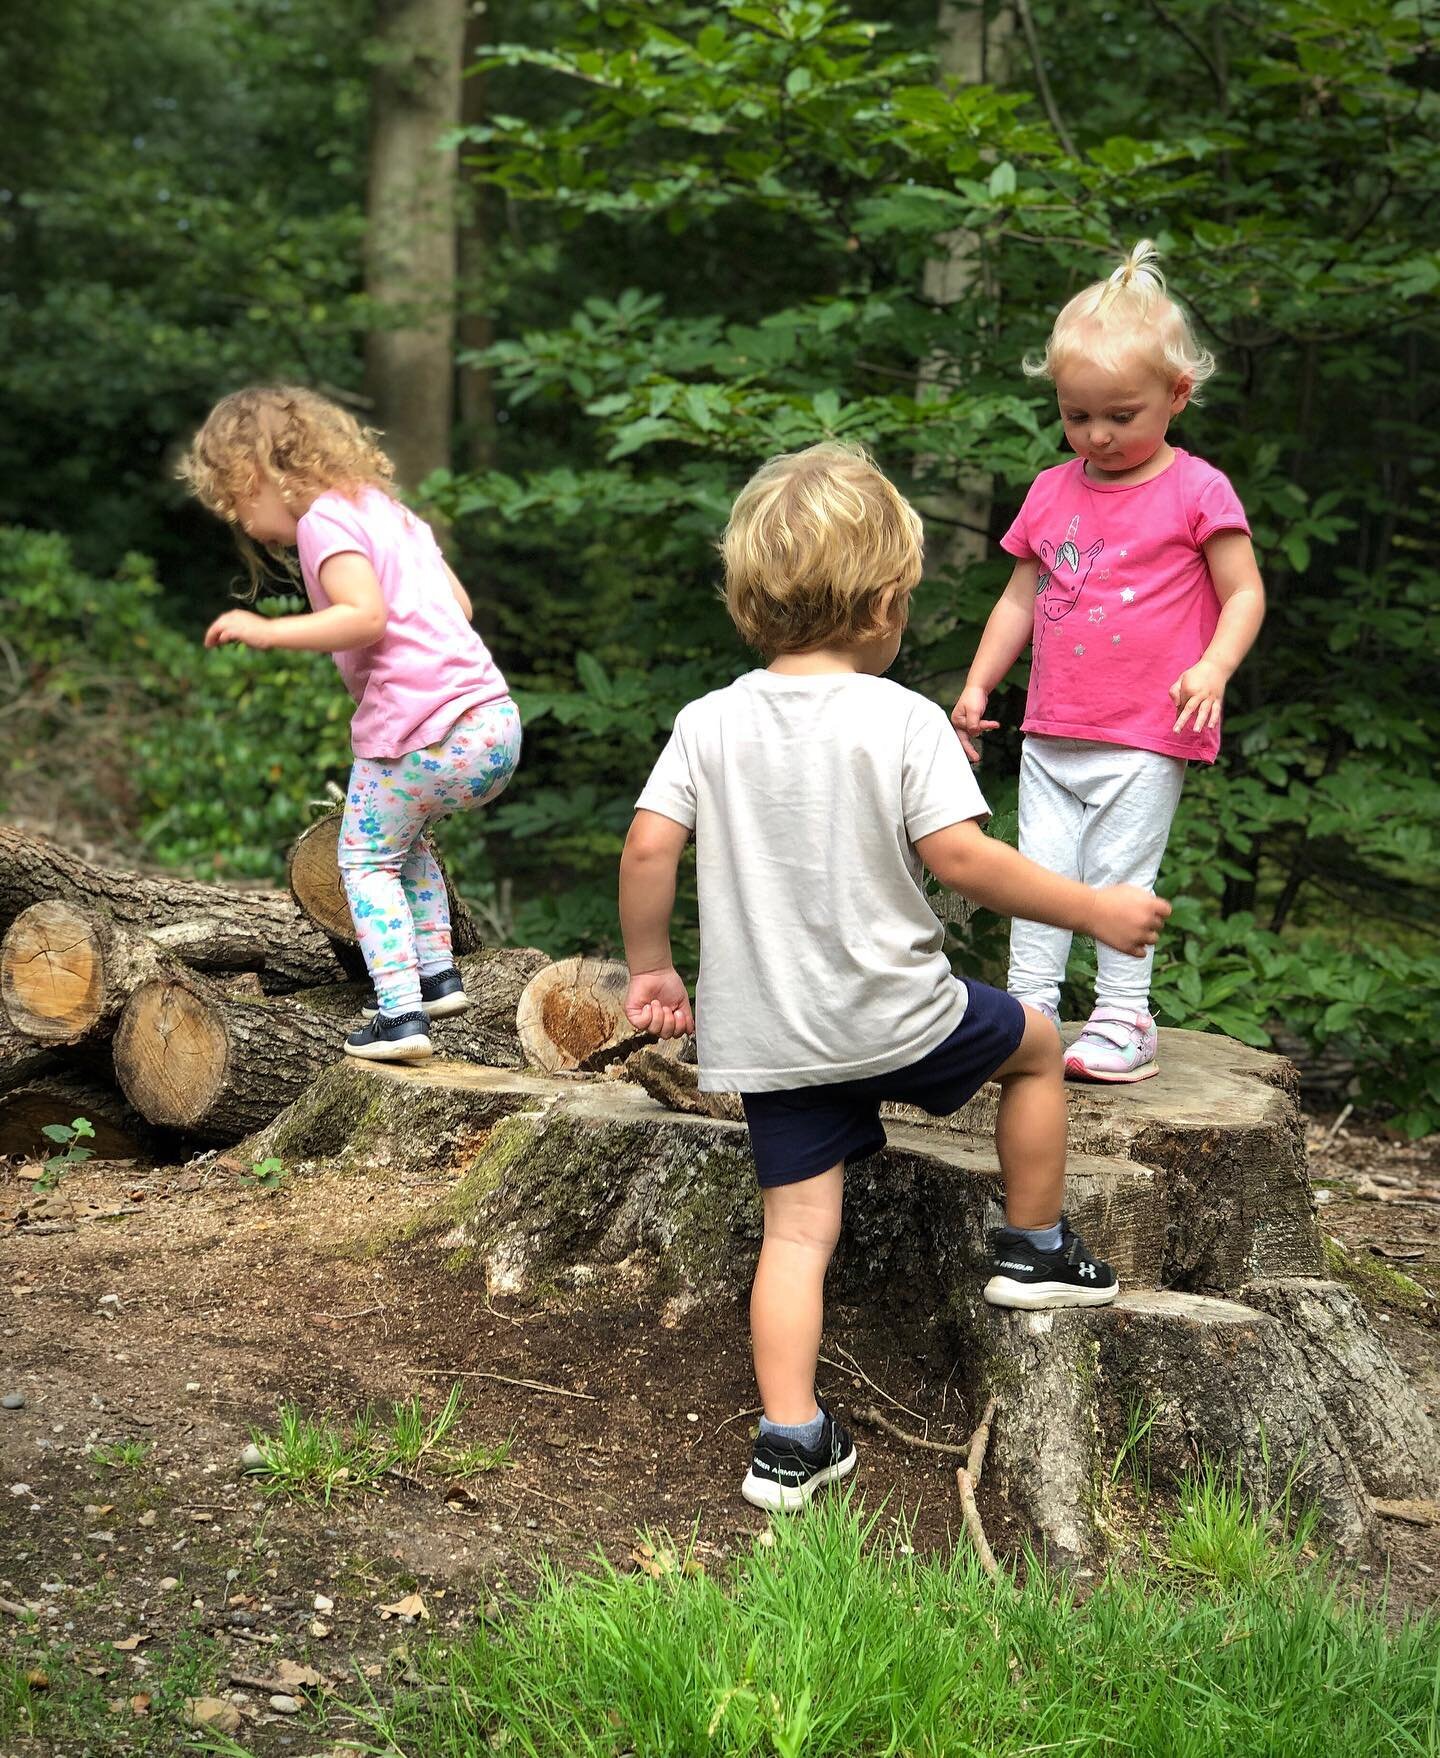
721, 443, 924, 657
1026, 240, 1216, 395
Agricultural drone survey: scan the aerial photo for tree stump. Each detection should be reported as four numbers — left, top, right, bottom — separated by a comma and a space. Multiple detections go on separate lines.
113, 974, 338, 1141
515, 956, 686, 1073
286, 810, 482, 954
0, 825, 348, 993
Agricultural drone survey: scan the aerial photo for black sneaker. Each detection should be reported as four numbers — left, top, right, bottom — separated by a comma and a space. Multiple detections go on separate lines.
740, 1403, 857, 1513
983, 1217, 1119, 1310
360, 968, 470, 1022
344, 1010, 434, 1063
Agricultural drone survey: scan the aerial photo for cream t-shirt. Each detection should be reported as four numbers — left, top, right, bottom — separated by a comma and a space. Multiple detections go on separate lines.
635, 670, 990, 1092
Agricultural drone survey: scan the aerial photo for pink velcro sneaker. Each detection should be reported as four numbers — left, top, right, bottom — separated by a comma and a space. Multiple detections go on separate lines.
1064, 1006, 1159, 1084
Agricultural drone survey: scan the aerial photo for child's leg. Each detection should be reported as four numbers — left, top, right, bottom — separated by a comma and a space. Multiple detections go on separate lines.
751, 1165, 844, 1425
1079, 750, 1185, 1010
400, 700, 523, 976
338, 759, 431, 1015
1008, 738, 1085, 1015
992, 1006, 1067, 1229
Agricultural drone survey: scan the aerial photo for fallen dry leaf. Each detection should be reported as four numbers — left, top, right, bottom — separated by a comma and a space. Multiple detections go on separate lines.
130, 1693, 151, 1716
630, 1541, 676, 1581
185, 1696, 242, 1734
377, 1593, 428, 1621
274, 1659, 324, 1690
24, 1669, 49, 1689
112, 1635, 149, 1652
443, 1480, 482, 1509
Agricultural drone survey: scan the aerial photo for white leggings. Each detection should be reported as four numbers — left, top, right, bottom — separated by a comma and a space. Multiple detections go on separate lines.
1007, 736, 1185, 1015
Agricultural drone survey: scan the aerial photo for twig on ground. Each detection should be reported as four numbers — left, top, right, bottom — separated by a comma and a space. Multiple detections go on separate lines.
710, 1404, 763, 1442
854, 1404, 969, 1457
1321, 1103, 1354, 1149
955, 1397, 999, 1578
406, 1366, 598, 1401
0, 1595, 37, 1617
315, 1304, 385, 1322
821, 1345, 926, 1423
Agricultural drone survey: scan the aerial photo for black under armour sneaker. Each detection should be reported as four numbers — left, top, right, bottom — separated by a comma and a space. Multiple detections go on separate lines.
983, 1217, 1119, 1310
740, 1403, 857, 1513
360, 968, 470, 1022
344, 1010, 434, 1063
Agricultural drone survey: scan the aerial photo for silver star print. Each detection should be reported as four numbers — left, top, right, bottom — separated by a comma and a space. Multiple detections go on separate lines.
1119, 548, 1128, 557
1073, 643, 1086, 656
1120, 587, 1136, 604
1088, 606, 1105, 623
1112, 634, 1121, 644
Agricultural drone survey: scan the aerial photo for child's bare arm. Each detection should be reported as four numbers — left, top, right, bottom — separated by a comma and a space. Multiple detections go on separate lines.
443, 561, 474, 621
619, 810, 695, 1038
204, 553, 387, 654
1170, 533, 1266, 733
916, 818, 1170, 956
952, 560, 1039, 761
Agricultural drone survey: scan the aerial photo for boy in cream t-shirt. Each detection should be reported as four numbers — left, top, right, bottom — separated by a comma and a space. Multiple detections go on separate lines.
619, 443, 1169, 1512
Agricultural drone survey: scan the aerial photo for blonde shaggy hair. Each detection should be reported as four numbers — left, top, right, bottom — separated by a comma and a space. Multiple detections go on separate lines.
1026, 241, 1216, 396
180, 386, 395, 594
721, 443, 924, 657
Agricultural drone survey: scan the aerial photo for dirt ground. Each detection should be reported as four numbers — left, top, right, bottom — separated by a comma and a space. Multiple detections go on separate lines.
0, 1105, 1437, 1753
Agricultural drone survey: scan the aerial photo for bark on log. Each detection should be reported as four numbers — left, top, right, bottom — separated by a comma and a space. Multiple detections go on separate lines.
0, 1013, 63, 1095
113, 974, 338, 1141
2, 902, 182, 1046
0, 1076, 154, 1160
286, 810, 482, 955
0, 826, 348, 993
516, 956, 687, 1074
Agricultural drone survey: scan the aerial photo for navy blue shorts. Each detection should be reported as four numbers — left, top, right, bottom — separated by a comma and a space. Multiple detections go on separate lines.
740, 982, 1026, 1189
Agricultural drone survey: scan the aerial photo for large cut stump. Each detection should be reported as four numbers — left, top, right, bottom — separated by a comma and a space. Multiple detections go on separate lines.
0, 826, 348, 993
516, 955, 687, 1073
114, 974, 337, 1141
286, 810, 482, 954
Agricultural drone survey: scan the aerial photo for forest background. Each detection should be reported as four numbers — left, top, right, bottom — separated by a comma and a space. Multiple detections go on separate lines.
0, 0, 1435, 1129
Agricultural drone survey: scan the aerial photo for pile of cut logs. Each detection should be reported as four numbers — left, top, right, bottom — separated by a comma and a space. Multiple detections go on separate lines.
0, 817, 681, 1156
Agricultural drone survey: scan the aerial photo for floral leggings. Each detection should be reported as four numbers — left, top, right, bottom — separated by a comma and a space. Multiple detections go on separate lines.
338, 698, 521, 1015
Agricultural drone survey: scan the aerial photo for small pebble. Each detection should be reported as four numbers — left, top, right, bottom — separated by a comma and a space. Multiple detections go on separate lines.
157, 1576, 180, 1592
9, 1483, 32, 1498
185, 1382, 201, 1394
268, 1694, 301, 1714
313, 1593, 333, 1612
238, 1443, 266, 1472
1, 1392, 25, 1410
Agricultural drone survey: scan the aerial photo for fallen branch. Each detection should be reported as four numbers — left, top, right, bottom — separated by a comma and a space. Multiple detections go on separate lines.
406, 1365, 598, 1402
820, 1344, 926, 1424
955, 1397, 999, 1578
0, 1595, 38, 1618
854, 1404, 968, 1457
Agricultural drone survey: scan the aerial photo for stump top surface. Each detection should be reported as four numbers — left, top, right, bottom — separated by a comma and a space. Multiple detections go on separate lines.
1059, 1025, 1295, 1131
1108, 1288, 1266, 1324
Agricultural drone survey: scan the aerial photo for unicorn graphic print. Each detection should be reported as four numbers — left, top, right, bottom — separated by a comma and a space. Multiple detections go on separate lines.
1035, 513, 1105, 665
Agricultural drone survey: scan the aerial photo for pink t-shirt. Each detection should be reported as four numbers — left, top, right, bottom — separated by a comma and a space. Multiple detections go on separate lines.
1000, 449, 1249, 763
296, 488, 509, 759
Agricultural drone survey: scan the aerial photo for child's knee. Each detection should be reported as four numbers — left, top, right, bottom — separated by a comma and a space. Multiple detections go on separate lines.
998, 1005, 1064, 1082
762, 1174, 843, 1257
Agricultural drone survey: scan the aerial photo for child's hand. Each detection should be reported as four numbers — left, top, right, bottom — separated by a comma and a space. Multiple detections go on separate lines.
1169, 661, 1228, 734
204, 609, 273, 651
624, 967, 695, 1040
1088, 885, 1171, 957
951, 685, 1000, 764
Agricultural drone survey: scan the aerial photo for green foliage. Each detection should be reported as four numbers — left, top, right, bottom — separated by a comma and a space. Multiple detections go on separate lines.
89, 1438, 153, 1471
242, 1155, 289, 1192
35, 1118, 95, 1192
352, 1494, 1440, 1757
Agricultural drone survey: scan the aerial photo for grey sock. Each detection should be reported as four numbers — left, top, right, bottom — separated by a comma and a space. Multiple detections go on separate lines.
1013, 1220, 1063, 1253
759, 1407, 825, 1447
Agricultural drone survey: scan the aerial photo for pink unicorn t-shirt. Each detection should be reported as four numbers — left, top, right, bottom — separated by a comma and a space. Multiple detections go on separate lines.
296, 487, 509, 759
1000, 448, 1249, 763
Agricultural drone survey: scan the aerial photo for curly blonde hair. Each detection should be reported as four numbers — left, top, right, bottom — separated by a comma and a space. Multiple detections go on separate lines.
722, 443, 924, 657
1026, 240, 1216, 396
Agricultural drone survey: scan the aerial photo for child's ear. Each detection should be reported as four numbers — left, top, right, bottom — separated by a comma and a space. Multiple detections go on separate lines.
1170, 374, 1194, 415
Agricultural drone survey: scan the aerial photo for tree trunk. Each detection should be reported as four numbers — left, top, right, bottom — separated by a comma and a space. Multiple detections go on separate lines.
286, 810, 481, 955
0, 1075, 154, 1160
364, 0, 467, 490
0, 826, 349, 993
457, 2, 497, 474
113, 974, 338, 1142
515, 956, 687, 1074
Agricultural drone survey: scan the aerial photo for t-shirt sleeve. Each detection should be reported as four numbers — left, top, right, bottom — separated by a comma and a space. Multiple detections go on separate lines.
999, 486, 1035, 559
295, 496, 373, 597
634, 715, 697, 831
1189, 464, 1251, 546
902, 702, 991, 841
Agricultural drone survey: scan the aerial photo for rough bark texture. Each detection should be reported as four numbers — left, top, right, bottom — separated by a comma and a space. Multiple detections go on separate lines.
0, 826, 348, 993
0, 1076, 155, 1160
0, 1013, 63, 1095
286, 810, 482, 955
516, 956, 687, 1074
1096, 1289, 1372, 1550
114, 974, 338, 1141
1241, 1277, 1440, 1500
625, 1048, 744, 1121
363, 0, 466, 490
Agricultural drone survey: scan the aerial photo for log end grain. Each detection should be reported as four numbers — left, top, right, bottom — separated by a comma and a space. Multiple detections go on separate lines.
1, 900, 106, 1043
114, 978, 230, 1131
516, 956, 687, 1073
286, 816, 356, 945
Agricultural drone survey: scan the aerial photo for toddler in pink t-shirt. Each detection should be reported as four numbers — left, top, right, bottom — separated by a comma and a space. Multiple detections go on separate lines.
953, 243, 1266, 1082
182, 386, 520, 1065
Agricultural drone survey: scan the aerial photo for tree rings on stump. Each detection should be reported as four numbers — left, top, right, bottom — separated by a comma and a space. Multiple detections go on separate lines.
286, 810, 482, 954
2, 900, 109, 1043
515, 956, 687, 1074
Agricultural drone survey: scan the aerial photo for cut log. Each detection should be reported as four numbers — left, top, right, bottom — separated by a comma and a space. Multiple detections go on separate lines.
0, 1076, 154, 1160
2, 901, 182, 1047
286, 810, 482, 954
114, 973, 338, 1141
0, 1013, 63, 1095
0, 825, 349, 993
516, 956, 686, 1074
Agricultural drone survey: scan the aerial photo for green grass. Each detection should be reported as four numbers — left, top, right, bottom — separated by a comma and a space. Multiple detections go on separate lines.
89, 1438, 153, 1470
346, 1488, 1440, 1758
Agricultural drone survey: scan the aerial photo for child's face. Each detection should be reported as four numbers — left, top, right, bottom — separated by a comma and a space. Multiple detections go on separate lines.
234, 474, 299, 544
1052, 355, 1190, 476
